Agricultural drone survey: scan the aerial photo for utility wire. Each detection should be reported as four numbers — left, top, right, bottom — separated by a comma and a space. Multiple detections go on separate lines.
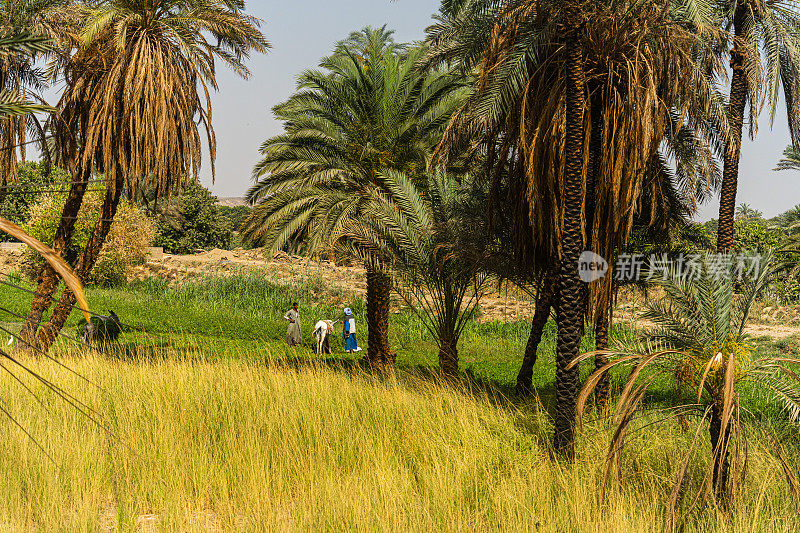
0, 187, 106, 195
0, 135, 53, 153
0, 179, 105, 190
0, 275, 105, 322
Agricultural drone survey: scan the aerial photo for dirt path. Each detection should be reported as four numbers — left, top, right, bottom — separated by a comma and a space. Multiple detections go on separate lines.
618, 317, 800, 340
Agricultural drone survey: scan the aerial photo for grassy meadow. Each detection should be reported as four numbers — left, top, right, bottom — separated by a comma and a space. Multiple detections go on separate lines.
0, 271, 799, 531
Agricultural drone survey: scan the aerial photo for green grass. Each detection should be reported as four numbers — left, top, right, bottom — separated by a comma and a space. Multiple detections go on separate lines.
0, 272, 589, 382
1, 270, 795, 408
1, 270, 795, 409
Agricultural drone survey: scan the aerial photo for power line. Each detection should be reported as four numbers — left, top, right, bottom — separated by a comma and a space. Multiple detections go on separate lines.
0, 275, 103, 322
0, 187, 106, 195
6, 214, 120, 223
0, 179, 105, 190
0, 136, 53, 153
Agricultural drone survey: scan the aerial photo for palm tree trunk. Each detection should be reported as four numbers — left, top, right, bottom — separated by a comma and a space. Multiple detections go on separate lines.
594, 309, 610, 407
553, 33, 586, 460
438, 331, 458, 378
516, 271, 557, 394
36, 182, 123, 353
709, 402, 731, 498
365, 267, 394, 369
18, 169, 90, 351
717, 6, 748, 252
584, 89, 610, 407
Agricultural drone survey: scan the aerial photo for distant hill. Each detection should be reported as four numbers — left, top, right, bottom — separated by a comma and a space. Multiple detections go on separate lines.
216, 197, 250, 207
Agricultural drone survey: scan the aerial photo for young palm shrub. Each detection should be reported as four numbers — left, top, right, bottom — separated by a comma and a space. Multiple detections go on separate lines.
342, 169, 487, 377
574, 251, 800, 512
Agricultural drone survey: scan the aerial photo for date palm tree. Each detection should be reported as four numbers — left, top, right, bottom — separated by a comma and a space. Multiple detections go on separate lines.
241, 27, 465, 369
427, 0, 726, 457
21, 0, 269, 352
0, 0, 72, 194
0, 0, 70, 188
0, 32, 90, 325
715, 1, 800, 251
735, 202, 762, 220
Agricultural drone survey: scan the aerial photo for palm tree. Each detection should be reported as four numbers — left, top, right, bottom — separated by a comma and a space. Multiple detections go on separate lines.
0, 0, 69, 187
343, 169, 487, 377
241, 27, 465, 369
576, 251, 800, 507
0, 31, 90, 322
775, 145, 800, 172
21, 0, 269, 352
715, 1, 800, 251
735, 202, 762, 220
427, 0, 725, 456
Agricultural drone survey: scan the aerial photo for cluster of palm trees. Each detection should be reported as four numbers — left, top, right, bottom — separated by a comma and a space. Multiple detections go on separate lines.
244, 0, 800, 464
0, 0, 268, 353
4, 0, 800, 496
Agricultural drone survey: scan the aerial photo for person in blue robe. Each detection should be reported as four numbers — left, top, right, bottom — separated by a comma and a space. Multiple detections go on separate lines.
342, 307, 361, 353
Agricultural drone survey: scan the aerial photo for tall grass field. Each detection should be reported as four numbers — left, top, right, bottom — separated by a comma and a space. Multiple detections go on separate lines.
0, 272, 798, 530
0, 353, 798, 531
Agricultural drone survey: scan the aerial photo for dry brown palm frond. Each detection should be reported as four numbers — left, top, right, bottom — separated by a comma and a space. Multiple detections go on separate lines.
431, 0, 728, 320
49, 0, 269, 201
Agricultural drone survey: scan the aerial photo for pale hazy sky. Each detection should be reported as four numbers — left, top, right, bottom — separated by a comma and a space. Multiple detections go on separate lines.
48, 0, 800, 221
196, 0, 441, 199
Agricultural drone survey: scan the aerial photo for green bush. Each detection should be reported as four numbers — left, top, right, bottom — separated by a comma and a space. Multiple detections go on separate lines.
733, 219, 782, 253
218, 205, 251, 232
153, 183, 232, 254
0, 162, 70, 241
23, 189, 155, 286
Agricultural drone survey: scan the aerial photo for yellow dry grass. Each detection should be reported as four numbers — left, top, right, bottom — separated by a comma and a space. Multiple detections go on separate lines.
0, 350, 796, 531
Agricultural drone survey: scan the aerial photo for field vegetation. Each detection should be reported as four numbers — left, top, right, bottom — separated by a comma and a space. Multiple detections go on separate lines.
0, 273, 799, 531
2, 0, 800, 530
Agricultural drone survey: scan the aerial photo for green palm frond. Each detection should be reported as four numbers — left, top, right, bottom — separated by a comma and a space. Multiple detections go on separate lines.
775, 145, 800, 171
243, 27, 464, 263
0, 89, 51, 117
0, 0, 67, 184
0, 32, 50, 56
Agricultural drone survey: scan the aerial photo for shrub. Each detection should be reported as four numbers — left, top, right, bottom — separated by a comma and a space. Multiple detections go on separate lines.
23, 189, 155, 286
152, 183, 232, 254
218, 204, 251, 232
0, 162, 71, 241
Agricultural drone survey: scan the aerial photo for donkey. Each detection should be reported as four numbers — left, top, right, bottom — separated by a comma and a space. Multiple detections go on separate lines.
313, 319, 338, 355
